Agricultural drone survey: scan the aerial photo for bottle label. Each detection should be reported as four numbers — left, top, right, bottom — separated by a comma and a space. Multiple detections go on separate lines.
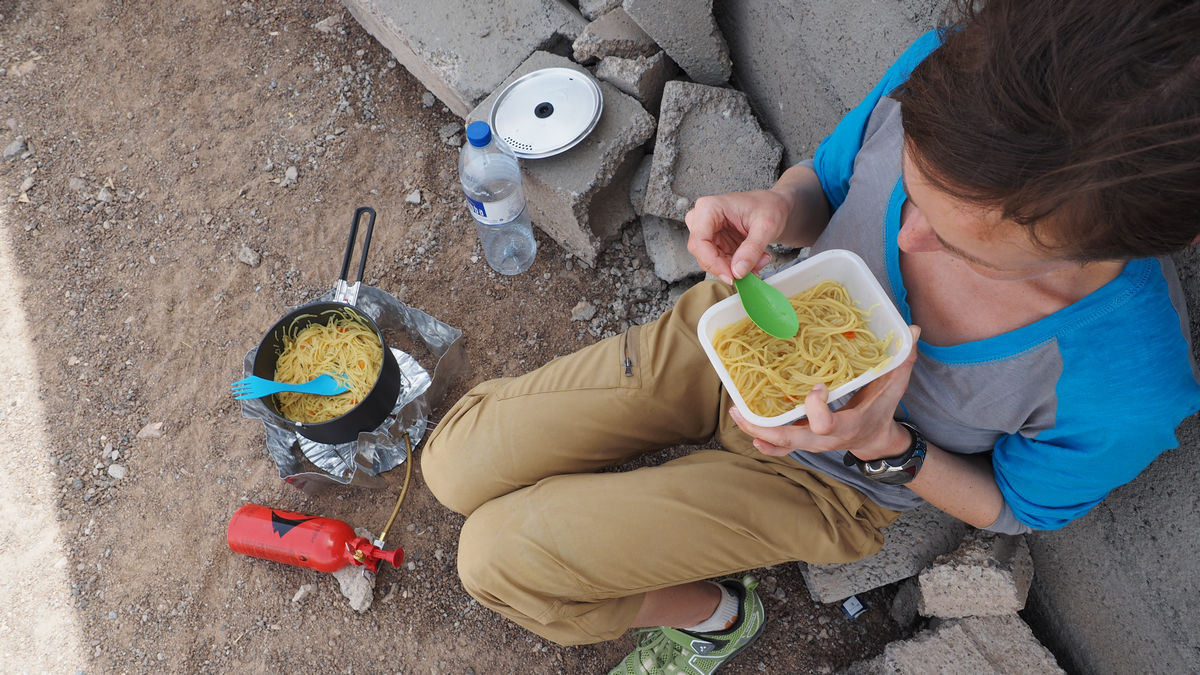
466, 192, 525, 226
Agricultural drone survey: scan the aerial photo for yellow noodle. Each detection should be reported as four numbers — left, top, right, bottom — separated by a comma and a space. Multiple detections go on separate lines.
273, 308, 383, 423
713, 280, 892, 417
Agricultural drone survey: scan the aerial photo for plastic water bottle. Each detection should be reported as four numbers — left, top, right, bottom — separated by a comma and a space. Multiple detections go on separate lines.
459, 121, 537, 275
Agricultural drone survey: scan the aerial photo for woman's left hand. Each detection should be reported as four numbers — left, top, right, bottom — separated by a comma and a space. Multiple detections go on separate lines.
729, 325, 922, 459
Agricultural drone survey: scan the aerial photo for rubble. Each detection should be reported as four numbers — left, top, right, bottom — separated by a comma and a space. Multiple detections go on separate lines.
801, 505, 970, 602
843, 616, 1064, 674
641, 215, 701, 283
594, 51, 676, 111
643, 81, 782, 222
622, 0, 731, 86
467, 52, 654, 266
340, 0, 586, 117
572, 7, 658, 63
918, 530, 1033, 618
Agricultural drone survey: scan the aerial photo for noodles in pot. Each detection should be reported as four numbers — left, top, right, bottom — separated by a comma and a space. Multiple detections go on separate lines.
713, 280, 892, 417
273, 308, 384, 423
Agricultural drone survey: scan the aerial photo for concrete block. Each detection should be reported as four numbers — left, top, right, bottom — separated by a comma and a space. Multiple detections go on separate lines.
889, 578, 921, 630
883, 622, 998, 674
643, 81, 782, 221
629, 153, 652, 216
855, 616, 1063, 674
623, 0, 731, 86
801, 505, 970, 603
641, 215, 701, 283
918, 530, 1033, 618
572, 7, 658, 63
467, 51, 655, 266
342, 0, 585, 118
595, 51, 677, 112
955, 616, 1065, 674
713, 0, 943, 164
580, 0, 622, 21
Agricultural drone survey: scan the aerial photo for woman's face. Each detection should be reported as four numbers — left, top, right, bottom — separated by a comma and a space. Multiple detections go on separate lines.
898, 147, 1074, 281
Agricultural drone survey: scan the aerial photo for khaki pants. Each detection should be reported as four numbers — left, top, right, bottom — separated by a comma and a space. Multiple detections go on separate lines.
422, 281, 900, 646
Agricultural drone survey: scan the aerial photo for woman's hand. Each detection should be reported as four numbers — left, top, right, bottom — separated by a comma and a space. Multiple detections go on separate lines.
684, 189, 793, 284
729, 326, 922, 458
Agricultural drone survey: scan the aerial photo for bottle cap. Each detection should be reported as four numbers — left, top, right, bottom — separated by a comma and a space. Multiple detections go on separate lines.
466, 121, 492, 148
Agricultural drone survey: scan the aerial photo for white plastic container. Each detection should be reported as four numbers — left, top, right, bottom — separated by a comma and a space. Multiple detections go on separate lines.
697, 249, 914, 427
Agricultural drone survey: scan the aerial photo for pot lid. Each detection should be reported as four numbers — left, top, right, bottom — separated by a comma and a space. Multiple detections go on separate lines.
489, 67, 603, 159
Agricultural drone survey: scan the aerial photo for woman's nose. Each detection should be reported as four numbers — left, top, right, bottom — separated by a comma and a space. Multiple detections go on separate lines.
897, 203, 943, 253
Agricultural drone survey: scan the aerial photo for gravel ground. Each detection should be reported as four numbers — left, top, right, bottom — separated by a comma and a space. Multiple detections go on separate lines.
0, 0, 906, 672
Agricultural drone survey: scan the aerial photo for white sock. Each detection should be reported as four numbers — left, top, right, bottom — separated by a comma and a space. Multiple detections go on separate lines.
682, 581, 740, 634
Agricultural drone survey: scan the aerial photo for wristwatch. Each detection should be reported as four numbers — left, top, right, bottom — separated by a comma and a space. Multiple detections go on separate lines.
842, 421, 927, 485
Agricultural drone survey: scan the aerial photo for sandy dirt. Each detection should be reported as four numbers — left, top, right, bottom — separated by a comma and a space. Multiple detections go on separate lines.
0, 0, 906, 672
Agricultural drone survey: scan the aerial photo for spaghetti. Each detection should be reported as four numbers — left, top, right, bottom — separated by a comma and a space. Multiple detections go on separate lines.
273, 308, 384, 423
713, 280, 891, 417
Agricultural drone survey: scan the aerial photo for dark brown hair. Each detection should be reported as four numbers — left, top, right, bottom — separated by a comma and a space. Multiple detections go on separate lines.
895, 0, 1200, 261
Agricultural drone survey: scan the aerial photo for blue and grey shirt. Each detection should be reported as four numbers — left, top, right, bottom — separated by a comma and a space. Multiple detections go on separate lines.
788, 31, 1200, 534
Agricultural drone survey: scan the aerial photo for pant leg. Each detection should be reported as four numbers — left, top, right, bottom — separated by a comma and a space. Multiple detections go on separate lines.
422, 281, 734, 516
456, 448, 898, 646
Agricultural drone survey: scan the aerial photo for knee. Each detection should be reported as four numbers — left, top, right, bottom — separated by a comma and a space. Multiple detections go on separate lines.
420, 380, 506, 516
455, 500, 526, 610
420, 421, 485, 516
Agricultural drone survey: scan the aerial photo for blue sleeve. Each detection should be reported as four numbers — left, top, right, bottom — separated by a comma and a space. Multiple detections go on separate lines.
991, 266, 1200, 529
812, 29, 943, 210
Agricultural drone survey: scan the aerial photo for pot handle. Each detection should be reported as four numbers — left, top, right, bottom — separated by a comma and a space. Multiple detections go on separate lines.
333, 206, 376, 306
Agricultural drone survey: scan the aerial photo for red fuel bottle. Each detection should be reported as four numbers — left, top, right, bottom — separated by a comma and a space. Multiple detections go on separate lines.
227, 504, 403, 573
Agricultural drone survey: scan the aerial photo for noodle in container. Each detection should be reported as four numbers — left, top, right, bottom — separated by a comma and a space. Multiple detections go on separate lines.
697, 249, 914, 427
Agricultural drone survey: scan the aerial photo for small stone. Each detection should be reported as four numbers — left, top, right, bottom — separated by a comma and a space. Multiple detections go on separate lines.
332, 564, 375, 613
405, 189, 422, 205
19, 176, 34, 192
68, 177, 87, 192
571, 301, 597, 322
135, 422, 164, 439
107, 464, 127, 480
262, 159, 274, 172
438, 122, 463, 140
107, 611, 117, 620
280, 165, 298, 187
421, 92, 435, 107
291, 583, 315, 604
71, 478, 83, 490
314, 14, 341, 34
3, 137, 26, 160
238, 245, 262, 267
96, 187, 113, 203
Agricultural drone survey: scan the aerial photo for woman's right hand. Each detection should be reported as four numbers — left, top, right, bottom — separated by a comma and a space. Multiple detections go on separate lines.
684, 189, 793, 285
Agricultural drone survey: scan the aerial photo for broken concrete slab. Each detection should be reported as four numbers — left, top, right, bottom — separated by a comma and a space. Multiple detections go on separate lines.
623, 0, 731, 86
889, 578, 921, 630
848, 616, 1064, 674
954, 616, 1065, 674
629, 153, 652, 216
643, 81, 782, 221
714, 0, 939, 164
468, 51, 655, 266
883, 622, 996, 674
342, 0, 586, 118
572, 7, 658, 63
801, 505, 970, 603
919, 530, 1033, 618
595, 51, 677, 112
580, 0, 622, 20
642, 215, 701, 283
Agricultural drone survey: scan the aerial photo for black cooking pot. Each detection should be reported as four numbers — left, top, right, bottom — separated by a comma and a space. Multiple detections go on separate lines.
252, 206, 402, 444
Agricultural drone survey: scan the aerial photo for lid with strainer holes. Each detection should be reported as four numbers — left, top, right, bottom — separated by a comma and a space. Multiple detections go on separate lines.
488, 67, 603, 159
